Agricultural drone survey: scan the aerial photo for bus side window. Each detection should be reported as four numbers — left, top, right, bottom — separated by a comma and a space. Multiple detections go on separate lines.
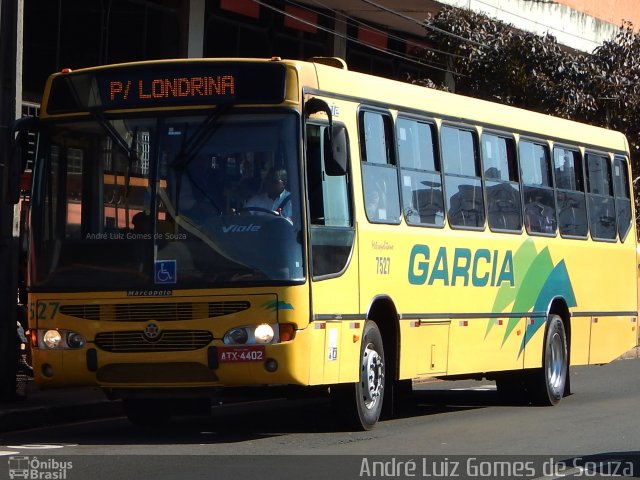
613, 155, 632, 241
482, 133, 522, 232
307, 136, 325, 224
520, 140, 557, 235
442, 125, 485, 229
397, 117, 444, 227
359, 110, 401, 224
553, 147, 587, 238
586, 153, 616, 241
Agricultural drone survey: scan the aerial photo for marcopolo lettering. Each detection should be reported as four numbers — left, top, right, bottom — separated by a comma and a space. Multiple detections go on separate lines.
408, 244, 514, 287
127, 289, 173, 297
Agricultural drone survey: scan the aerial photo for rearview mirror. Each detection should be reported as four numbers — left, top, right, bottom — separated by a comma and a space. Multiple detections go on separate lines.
324, 126, 347, 176
305, 97, 348, 176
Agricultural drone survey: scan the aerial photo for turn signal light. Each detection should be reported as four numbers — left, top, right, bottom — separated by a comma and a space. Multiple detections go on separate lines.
278, 323, 296, 342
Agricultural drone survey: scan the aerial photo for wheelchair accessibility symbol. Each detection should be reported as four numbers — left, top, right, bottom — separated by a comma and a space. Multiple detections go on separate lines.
155, 260, 177, 284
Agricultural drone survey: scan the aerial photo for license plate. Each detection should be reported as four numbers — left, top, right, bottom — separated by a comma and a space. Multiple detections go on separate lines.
217, 346, 265, 363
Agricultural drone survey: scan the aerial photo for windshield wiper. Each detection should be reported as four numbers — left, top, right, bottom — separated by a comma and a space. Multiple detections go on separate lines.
89, 108, 138, 161
170, 105, 231, 171
89, 108, 140, 227
170, 106, 231, 215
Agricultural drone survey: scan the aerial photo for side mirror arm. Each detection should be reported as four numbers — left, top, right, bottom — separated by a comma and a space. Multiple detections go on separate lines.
304, 98, 348, 176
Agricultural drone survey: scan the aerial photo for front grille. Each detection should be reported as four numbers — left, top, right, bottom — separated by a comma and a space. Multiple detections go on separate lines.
114, 303, 194, 321
60, 301, 250, 321
59, 304, 100, 320
208, 301, 250, 317
95, 330, 213, 352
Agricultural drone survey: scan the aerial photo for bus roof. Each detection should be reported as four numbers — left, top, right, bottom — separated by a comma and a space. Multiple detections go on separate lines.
307, 60, 629, 154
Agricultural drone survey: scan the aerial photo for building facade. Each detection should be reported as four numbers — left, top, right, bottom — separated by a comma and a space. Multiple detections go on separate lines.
16, 0, 640, 110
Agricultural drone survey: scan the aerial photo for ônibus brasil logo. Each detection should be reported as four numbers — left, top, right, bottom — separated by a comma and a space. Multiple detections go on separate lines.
8, 456, 72, 479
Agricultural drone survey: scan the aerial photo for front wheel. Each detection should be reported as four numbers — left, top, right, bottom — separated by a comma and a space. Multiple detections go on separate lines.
529, 314, 568, 406
334, 321, 386, 430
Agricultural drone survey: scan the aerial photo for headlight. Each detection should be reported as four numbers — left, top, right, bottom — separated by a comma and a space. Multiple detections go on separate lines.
223, 323, 278, 345
254, 324, 274, 344
224, 327, 249, 345
39, 329, 86, 349
43, 330, 62, 349
66, 332, 86, 348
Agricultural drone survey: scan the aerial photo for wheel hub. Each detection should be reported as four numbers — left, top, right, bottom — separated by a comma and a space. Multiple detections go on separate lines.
362, 344, 384, 409
547, 331, 565, 395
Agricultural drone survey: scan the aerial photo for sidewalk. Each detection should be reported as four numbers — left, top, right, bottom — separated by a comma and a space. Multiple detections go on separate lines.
618, 344, 640, 360
1, 345, 638, 433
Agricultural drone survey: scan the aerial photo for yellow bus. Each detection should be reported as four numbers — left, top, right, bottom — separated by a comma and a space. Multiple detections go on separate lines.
11, 57, 638, 430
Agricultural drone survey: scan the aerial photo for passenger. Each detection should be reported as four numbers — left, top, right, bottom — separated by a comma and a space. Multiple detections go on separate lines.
132, 211, 151, 233
365, 188, 382, 220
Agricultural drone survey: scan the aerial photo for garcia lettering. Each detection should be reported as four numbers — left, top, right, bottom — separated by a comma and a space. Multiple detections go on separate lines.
408, 244, 514, 287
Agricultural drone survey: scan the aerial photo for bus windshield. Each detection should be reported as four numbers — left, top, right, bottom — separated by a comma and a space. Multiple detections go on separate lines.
30, 110, 304, 290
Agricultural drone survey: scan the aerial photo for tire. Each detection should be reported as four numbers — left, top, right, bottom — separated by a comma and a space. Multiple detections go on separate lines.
123, 398, 172, 427
334, 321, 386, 430
528, 314, 568, 406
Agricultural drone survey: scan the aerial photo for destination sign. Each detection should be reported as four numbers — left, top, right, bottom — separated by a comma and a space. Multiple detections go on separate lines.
107, 74, 236, 105
46, 62, 287, 114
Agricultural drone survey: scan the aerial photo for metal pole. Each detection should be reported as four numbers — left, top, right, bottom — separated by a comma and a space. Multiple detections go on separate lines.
0, 0, 23, 401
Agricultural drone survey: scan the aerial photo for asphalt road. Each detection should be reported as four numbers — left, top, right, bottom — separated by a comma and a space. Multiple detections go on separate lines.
0, 359, 639, 479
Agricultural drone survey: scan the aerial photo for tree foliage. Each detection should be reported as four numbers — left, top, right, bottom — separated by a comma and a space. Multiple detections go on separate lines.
417, 7, 640, 212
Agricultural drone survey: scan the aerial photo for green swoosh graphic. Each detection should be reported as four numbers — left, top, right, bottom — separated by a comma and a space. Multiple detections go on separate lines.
263, 300, 294, 311
520, 260, 577, 354
486, 238, 539, 338
486, 238, 576, 355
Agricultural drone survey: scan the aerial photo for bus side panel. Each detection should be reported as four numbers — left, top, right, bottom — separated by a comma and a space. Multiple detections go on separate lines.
305, 320, 362, 385
338, 321, 363, 383
589, 315, 637, 364
564, 240, 637, 365
447, 317, 525, 375
322, 321, 341, 384
568, 315, 591, 366
522, 317, 545, 370
307, 322, 326, 385
398, 321, 449, 377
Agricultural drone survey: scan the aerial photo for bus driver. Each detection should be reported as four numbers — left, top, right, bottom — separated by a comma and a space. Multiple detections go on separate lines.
245, 168, 292, 218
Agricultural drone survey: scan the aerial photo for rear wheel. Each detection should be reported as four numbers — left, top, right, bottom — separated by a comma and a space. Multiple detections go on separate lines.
528, 314, 568, 406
